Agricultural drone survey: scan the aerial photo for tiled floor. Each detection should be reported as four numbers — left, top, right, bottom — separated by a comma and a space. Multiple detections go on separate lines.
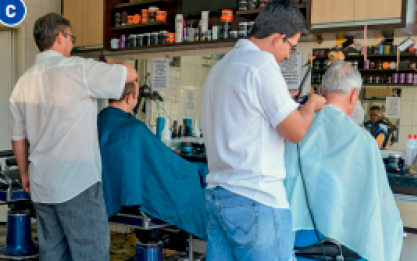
400, 232, 417, 261
0, 224, 183, 261
0, 223, 414, 260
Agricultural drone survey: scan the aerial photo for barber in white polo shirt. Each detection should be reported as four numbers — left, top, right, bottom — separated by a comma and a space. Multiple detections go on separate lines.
202, 1, 326, 260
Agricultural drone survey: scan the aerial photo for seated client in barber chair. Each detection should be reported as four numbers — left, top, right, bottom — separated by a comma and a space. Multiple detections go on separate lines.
284, 62, 403, 261
97, 81, 208, 240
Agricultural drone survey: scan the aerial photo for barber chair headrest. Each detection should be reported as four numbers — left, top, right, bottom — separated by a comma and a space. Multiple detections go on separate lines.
5, 158, 17, 167
0, 150, 14, 158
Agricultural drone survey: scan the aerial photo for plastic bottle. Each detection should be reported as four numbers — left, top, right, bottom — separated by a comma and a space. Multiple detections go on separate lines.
405, 135, 415, 165
156, 110, 165, 140
194, 114, 200, 138
413, 134, 417, 164
175, 14, 183, 43
161, 113, 171, 140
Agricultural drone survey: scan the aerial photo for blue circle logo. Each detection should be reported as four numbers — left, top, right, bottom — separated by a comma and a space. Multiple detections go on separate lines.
0, 0, 27, 26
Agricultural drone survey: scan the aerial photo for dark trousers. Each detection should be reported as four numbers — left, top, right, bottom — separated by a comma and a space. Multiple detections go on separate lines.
33, 183, 110, 261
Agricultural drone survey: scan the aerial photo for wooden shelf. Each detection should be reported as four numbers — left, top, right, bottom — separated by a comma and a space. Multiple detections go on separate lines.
236, 3, 307, 18
363, 83, 416, 87
106, 38, 237, 53
346, 54, 417, 59
359, 69, 417, 73
314, 54, 417, 59
111, 22, 170, 31
114, 0, 176, 9
313, 69, 327, 73
311, 83, 416, 87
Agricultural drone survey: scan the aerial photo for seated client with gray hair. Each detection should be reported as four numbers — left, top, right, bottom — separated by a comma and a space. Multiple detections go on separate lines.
284, 62, 403, 261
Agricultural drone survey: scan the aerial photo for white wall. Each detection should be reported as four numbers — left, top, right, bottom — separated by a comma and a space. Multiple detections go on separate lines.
24, 0, 62, 70
0, 31, 12, 152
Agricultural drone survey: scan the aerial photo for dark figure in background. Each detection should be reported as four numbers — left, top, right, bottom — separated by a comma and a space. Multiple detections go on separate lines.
172, 120, 178, 138
183, 121, 191, 137
363, 105, 397, 149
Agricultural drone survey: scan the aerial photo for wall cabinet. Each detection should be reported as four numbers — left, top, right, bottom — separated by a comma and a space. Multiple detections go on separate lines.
311, 0, 405, 30
354, 0, 402, 21
311, 0, 354, 25
63, 0, 103, 47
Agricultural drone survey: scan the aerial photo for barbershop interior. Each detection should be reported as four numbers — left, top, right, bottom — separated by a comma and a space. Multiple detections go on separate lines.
3, 0, 417, 260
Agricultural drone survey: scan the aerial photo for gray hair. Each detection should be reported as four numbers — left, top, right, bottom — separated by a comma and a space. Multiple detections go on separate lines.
322, 62, 362, 94
33, 13, 71, 52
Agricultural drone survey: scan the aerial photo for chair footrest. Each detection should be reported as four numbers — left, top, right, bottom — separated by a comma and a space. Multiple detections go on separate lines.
295, 241, 361, 260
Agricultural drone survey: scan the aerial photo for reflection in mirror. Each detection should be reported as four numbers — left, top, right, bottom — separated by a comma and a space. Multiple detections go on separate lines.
134, 54, 226, 141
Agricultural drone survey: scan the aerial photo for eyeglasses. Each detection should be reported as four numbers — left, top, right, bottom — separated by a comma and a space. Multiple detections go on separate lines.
63, 33, 76, 44
284, 37, 297, 53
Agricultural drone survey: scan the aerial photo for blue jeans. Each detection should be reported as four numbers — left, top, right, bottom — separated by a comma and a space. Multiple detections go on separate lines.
205, 187, 295, 261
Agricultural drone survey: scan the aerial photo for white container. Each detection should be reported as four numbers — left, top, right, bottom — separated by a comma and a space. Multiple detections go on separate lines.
201, 11, 209, 34
193, 114, 200, 138
212, 26, 219, 40
161, 114, 171, 140
110, 39, 120, 49
413, 135, 417, 163
405, 134, 415, 165
175, 14, 184, 43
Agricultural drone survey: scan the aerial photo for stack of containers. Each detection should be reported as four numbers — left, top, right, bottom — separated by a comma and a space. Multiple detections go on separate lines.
220, 10, 233, 40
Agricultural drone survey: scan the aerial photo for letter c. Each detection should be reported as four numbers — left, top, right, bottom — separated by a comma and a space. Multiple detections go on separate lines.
6, 5, 16, 18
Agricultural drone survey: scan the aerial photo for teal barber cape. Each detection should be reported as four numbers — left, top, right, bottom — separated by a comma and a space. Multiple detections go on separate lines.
98, 107, 208, 240
284, 105, 403, 261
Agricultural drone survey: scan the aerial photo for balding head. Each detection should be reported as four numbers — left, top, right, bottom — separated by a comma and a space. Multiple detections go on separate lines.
109, 81, 139, 114
321, 62, 362, 116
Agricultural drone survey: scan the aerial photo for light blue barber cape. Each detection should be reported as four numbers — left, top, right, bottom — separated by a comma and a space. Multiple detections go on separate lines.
98, 107, 208, 240
284, 105, 403, 261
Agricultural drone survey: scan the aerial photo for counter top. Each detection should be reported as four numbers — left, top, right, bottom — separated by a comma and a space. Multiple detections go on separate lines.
388, 173, 417, 196
174, 150, 417, 195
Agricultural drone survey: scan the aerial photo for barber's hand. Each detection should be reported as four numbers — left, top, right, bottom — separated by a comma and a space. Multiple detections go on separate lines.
289, 90, 300, 99
105, 58, 123, 65
21, 174, 30, 193
309, 94, 326, 112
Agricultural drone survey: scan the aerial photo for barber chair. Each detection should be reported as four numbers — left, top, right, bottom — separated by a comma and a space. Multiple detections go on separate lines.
0, 151, 38, 260
294, 230, 365, 261
109, 207, 198, 261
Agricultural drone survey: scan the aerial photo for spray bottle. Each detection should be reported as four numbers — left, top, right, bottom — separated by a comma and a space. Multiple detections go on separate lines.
156, 109, 165, 140
193, 114, 200, 138
405, 134, 415, 165
161, 113, 172, 140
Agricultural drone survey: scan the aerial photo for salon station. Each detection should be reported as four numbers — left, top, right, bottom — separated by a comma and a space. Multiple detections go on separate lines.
1, 0, 417, 261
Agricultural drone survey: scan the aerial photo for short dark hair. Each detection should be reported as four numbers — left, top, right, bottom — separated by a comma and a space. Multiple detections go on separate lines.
249, 0, 310, 39
370, 106, 381, 112
33, 13, 71, 52
109, 82, 137, 103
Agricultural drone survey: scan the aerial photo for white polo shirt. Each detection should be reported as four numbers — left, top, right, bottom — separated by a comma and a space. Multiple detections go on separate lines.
202, 39, 298, 209
9, 50, 127, 204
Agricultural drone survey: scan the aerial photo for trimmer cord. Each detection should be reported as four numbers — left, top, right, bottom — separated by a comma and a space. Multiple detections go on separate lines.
296, 144, 326, 257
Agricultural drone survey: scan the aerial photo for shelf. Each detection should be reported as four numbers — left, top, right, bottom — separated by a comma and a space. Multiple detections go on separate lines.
311, 83, 416, 87
114, 0, 176, 9
111, 22, 170, 31
236, 3, 307, 19
107, 38, 237, 53
359, 69, 417, 73
312, 69, 327, 73
346, 54, 417, 59
363, 83, 416, 87
314, 54, 417, 59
